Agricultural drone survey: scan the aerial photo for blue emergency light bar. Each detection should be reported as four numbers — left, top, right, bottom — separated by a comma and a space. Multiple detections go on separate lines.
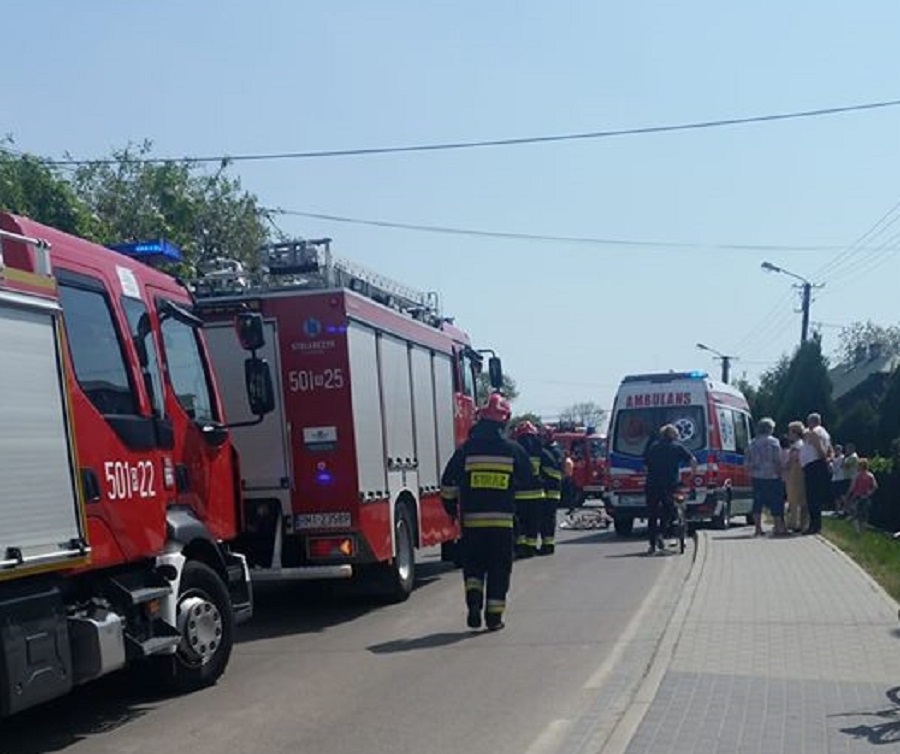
108, 239, 184, 264
622, 371, 708, 383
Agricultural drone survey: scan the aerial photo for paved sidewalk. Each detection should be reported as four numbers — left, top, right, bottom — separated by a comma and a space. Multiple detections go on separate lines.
624, 527, 900, 753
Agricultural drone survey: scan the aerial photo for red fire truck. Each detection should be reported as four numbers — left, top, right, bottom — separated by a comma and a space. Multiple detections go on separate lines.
193, 239, 503, 601
550, 426, 608, 505
0, 214, 273, 717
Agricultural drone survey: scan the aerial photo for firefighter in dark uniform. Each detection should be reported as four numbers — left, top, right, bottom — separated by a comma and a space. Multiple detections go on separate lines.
511, 421, 557, 558
538, 427, 563, 555
440, 393, 534, 631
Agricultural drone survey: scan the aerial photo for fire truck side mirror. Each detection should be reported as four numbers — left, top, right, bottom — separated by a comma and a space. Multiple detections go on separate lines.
488, 356, 503, 390
245, 357, 275, 417
235, 313, 266, 352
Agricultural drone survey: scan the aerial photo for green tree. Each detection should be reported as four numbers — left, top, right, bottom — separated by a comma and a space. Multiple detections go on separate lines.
509, 411, 543, 428
838, 320, 900, 363
69, 140, 268, 268
0, 144, 97, 237
751, 356, 791, 421
877, 367, 900, 454
558, 401, 606, 429
834, 400, 879, 456
476, 371, 519, 404
732, 375, 758, 416
774, 337, 836, 429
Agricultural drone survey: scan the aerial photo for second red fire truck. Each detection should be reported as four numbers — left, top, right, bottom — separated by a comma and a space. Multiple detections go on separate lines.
193, 240, 503, 600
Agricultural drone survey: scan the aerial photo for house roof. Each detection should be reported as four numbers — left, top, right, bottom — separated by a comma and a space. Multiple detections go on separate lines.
829, 351, 900, 403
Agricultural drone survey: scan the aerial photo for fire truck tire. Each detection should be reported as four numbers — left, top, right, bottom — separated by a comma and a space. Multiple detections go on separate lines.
152, 561, 234, 693
613, 516, 634, 537
384, 505, 416, 602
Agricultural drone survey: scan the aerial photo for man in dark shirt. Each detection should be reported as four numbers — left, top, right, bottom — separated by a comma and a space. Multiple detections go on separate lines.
643, 424, 698, 554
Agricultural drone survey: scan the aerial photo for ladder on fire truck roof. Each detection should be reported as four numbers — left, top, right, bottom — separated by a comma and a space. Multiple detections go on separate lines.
192, 238, 444, 327
0, 227, 52, 278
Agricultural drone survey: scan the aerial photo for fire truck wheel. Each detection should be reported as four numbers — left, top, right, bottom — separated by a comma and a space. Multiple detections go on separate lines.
385, 505, 416, 602
153, 560, 234, 693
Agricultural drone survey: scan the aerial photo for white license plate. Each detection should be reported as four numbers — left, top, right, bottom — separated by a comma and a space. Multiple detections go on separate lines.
295, 512, 351, 530
615, 496, 645, 507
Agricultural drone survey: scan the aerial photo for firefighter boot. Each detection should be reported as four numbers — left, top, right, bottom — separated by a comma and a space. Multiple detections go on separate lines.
515, 537, 534, 559
485, 599, 505, 631
537, 540, 555, 556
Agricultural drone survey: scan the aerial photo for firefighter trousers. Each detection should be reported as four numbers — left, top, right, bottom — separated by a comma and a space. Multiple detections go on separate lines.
539, 498, 557, 551
462, 527, 514, 622
515, 498, 542, 553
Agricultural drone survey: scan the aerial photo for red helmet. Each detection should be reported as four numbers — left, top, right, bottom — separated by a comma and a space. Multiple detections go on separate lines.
511, 421, 539, 439
478, 392, 512, 423
540, 425, 555, 442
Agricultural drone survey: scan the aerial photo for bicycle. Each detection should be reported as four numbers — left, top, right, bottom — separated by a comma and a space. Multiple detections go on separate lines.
657, 486, 689, 554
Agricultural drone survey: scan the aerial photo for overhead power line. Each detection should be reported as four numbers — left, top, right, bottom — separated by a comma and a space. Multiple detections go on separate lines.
815, 197, 900, 281
265, 207, 900, 252
31, 96, 900, 167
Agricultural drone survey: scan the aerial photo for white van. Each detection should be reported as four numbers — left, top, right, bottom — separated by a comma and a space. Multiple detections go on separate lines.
605, 371, 755, 536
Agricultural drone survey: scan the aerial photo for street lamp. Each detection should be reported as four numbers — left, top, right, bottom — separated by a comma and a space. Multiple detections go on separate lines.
760, 262, 822, 345
696, 343, 735, 383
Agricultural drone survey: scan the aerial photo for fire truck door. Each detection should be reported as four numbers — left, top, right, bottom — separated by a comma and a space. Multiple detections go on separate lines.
56, 272, 168, 565
153, 291, 239, 540
378, 334, 418, 554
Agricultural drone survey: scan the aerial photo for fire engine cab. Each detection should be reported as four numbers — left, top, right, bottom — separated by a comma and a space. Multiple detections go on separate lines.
550, 425, 608, 505
0, 214, 273, 717
193, 239, 503, 601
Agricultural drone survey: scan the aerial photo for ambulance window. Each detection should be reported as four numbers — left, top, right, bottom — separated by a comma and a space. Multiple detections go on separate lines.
122, 298, 165, 418
160, 316, 218, 424
733, 411, 750, 454
58, 284, 138, 416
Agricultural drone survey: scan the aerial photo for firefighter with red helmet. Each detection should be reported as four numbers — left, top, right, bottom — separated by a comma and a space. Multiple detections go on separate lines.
511, 421, 562, 557
440, 393, 534, 631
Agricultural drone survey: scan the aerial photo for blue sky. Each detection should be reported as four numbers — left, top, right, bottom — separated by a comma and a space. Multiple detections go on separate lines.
5, 1, 900, 423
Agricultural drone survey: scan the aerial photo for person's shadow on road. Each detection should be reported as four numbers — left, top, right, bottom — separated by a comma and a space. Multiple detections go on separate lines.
367, 631, 479, 654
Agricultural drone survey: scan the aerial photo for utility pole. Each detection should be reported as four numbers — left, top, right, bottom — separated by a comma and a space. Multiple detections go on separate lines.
761, 262, 821, 347
696, 343, 735, 384
800, 281, 811, 344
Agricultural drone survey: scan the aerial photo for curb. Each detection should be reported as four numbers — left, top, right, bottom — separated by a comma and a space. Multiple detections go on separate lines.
600, 530, 709, 754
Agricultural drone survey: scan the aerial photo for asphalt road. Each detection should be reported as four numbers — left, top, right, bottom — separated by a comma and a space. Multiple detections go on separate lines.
0, 522, 690, 754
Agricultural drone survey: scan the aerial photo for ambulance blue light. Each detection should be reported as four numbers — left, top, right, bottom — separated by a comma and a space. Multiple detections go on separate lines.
687, 371, 708, 379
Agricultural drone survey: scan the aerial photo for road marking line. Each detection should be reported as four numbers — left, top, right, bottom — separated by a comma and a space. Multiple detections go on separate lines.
602, 532, 709, 754
583, 556, 671, 689
524, 719, 572, 754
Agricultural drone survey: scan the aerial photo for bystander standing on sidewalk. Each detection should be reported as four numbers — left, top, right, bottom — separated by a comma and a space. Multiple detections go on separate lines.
746, 417, 786, 537
800, 412, 833, 535
839, 442, 859, 517
830, 444, 849, 516
784, 421, 808, 533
